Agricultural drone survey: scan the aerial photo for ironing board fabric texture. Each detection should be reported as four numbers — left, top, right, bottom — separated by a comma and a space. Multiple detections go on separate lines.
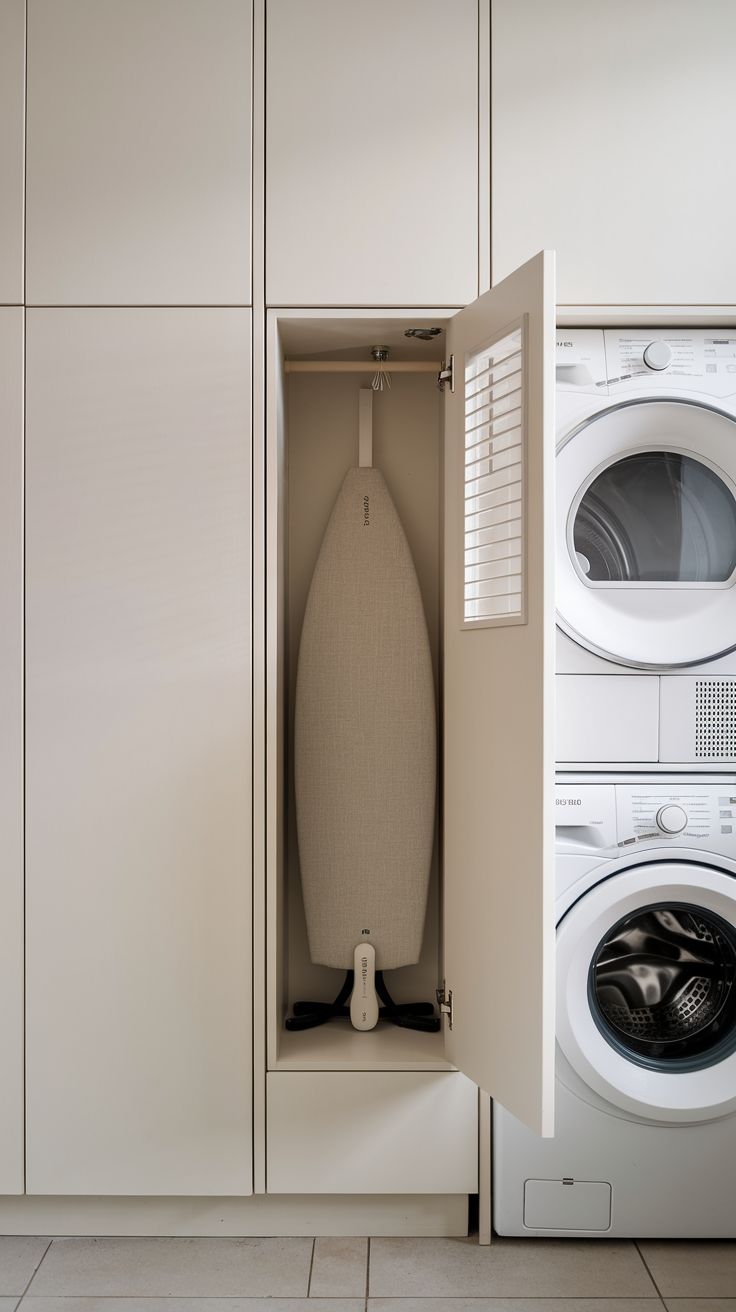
294, 466, 436, 972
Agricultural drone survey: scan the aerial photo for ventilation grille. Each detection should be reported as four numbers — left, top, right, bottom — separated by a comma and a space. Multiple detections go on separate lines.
695, 680, 736, 758
463, 325, 524, 627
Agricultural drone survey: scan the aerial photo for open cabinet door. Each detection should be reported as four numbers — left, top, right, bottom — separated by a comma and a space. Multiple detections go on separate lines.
443, 251, 555, 1137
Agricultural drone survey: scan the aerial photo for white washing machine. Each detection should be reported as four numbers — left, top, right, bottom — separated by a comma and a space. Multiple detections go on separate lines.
494, 774, 736, 1238
556, 331, 736, 767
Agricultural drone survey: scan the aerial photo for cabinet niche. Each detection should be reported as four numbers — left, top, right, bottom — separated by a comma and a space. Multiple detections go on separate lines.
267, 310, 456, 1072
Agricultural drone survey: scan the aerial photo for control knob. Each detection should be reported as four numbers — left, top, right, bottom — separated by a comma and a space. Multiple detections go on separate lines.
643, 340, 672, 371
656, 804, 688, 835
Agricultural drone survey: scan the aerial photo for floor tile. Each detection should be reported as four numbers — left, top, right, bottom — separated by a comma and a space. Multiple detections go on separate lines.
369, 1301, 661, 1312
639, 1244, 736, 1298
309, 1236, 368, 1299
0, 1239, 50, 1297
664, 1303, 736, 1312
25, 1238, 314, 1298
22, 1302, 362, 1312
0, 1301, 20, 1312
368, 1237, 657, 1299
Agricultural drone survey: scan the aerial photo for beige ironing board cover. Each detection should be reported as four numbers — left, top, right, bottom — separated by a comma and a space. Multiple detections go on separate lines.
294, 466, 436, 971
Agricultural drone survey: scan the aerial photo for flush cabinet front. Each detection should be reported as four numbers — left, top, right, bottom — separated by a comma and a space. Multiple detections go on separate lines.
25, 309, 253, 1196
491, 0, 736, 304
266, 1072, 479, 1194
0, 310, 24, 1194
262, 252, 556, 1195
25, 0, 252, 306
265, 0, 485, 308
0, 0, 24, 304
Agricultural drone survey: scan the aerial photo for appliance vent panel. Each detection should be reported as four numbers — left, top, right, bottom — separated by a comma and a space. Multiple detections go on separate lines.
462, 323, 525, 628
695, 680, 736, 758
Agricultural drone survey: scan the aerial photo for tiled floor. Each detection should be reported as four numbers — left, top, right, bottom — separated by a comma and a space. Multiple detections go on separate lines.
0, 1236, 735, 1311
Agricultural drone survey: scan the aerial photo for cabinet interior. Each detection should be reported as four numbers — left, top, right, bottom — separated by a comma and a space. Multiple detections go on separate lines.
266, 302, 736, 1074
267, 309, 456, 1071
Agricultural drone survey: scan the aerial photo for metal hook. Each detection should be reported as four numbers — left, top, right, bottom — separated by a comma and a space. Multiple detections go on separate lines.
371, 346, 392, 392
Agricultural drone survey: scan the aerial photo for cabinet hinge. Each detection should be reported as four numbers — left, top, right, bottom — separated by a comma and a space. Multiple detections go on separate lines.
436, 981, 453, 1029
437, 354, 455, 393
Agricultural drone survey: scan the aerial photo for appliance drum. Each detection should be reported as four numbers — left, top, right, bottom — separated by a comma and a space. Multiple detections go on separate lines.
590, 902, 736, 1068
574, 451, 736, 584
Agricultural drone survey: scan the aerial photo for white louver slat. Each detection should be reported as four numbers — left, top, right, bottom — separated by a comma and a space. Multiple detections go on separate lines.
462, 325, 525, 626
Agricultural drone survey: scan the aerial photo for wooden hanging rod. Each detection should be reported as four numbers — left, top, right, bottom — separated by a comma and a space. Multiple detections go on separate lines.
284, 360, 442, 373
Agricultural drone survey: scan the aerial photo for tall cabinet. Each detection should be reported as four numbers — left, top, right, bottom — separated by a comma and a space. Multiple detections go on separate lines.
0, 0, 533, 1226
25, 309, 252, 1196
21, 0, 254, 1197
3, 0, 681, 1228
262, 0, 488, 1193
0, 309, 23, 1195
0, 0, 26, 1199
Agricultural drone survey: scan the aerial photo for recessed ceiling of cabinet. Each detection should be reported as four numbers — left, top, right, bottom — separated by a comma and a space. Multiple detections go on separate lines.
278, 316, 448, 361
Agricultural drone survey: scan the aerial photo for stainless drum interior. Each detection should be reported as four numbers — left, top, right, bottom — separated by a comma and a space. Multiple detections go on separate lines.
591, 902, 736, 1070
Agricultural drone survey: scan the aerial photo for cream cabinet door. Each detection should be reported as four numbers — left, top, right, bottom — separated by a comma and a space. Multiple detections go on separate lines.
492, 0, 736, 304
443, 251, 556, 1137
0, 310, 24, 1193
265, 0, 480, 307
25, 309, 252, 1195
266, 1072, 478, 1194
26, 1, 252, 306
0, 0, 25, 303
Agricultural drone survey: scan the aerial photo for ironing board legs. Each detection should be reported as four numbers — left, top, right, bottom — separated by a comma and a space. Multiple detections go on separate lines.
285, 969, 440, 1032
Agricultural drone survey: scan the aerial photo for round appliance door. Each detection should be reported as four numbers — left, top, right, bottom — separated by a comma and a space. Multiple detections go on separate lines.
556, 399, 736, 668
557, 861, 736, 1122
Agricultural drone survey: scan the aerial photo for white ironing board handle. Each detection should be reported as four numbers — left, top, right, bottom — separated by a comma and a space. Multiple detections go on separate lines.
350, 942, 379, 1030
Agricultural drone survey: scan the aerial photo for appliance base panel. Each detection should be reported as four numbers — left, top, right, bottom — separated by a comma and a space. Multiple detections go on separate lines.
494, 1079, 736, 1238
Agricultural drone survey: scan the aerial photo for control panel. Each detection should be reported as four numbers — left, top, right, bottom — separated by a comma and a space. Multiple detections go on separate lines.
555, 329, 736, 401
555, 781, 736, 858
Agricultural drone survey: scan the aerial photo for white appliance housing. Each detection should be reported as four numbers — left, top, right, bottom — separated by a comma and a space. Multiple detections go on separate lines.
494, 774, 736, 1238
556, 330, 736, 768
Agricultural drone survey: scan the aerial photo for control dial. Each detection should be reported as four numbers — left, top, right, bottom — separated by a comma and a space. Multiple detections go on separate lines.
643, 340, 672, 371
656, 804, 688, 835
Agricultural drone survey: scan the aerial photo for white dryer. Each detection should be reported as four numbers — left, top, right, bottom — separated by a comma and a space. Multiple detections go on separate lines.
556, 331, 736, 767
494, 774, 736, 1238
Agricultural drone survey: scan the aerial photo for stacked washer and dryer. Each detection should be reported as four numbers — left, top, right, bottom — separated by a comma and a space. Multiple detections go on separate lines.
494, 329, 736, 1237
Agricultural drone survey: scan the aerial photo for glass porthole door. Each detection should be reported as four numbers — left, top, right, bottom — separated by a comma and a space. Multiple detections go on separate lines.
574, 452, 736, 585
556, 400, 736, 668
592, 903, 736, 1070
556, 862, 736, 1123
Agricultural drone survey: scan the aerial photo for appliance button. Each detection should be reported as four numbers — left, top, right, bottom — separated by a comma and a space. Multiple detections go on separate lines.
656, 803, 688, 834
643, 340, 673, 371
